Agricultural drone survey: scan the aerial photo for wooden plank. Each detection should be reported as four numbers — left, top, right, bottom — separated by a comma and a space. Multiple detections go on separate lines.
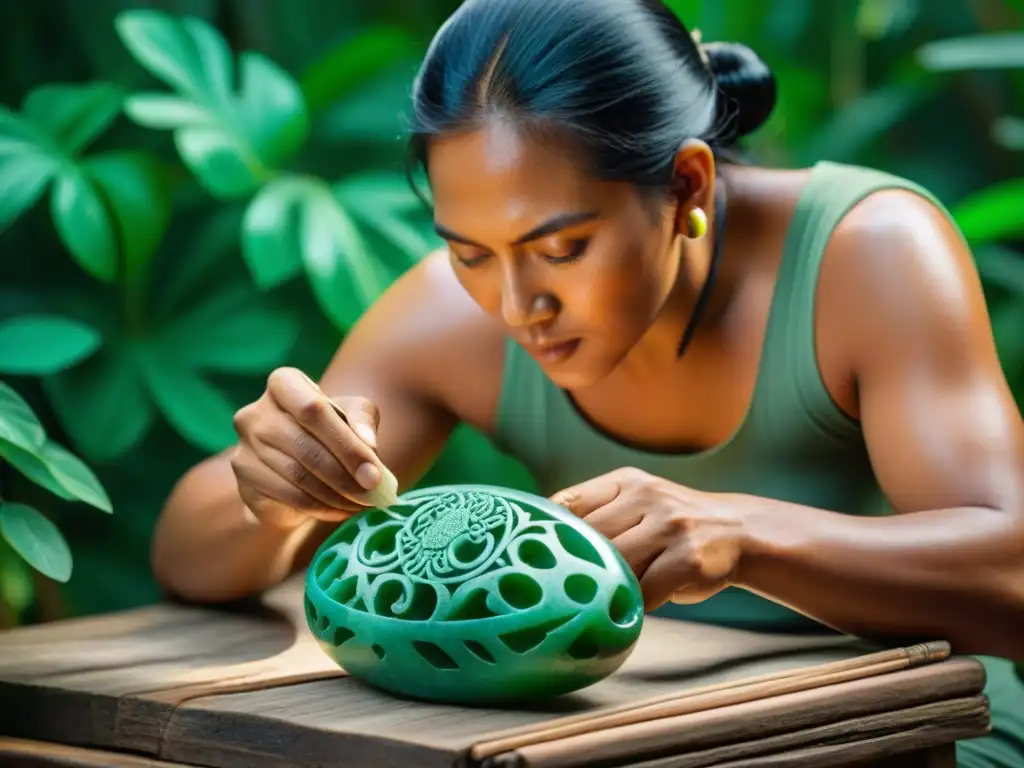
0, 573, 989, 768
0, 737, 188, 767
493, 660, 986, 766
619, 698, 986, 767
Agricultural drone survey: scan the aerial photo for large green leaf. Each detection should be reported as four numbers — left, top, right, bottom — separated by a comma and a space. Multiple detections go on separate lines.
0, 315, 101, 375
138, 347, 238, 452
334, 172, 435, 261
918, 33, 1024, 72
0, 538, 35, 616
299, 26, 420, 114
44, 346, 155, 462
157, 282, 299, 373
0, 382, 45, 453
240, 177, 306, 288
82, 151, 172, 300
50, 168, 119, 282
0, 503, 73, 583
0, 83, 127, 253
38, 441, 113, 514
116, 9, 309, 199
21, 82, 124, 156
953, 178, 1024, 245
0, 437, 112, 513
242, 177, 392, 329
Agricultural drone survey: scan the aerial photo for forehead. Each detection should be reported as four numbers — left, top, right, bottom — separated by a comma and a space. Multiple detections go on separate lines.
426, 121, 608, 236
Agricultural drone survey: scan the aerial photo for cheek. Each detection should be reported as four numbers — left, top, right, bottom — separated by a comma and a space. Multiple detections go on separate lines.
570, 235, 672, 330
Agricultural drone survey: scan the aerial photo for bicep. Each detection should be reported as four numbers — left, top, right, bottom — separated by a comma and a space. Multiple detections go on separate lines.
840, 192, 1024, 516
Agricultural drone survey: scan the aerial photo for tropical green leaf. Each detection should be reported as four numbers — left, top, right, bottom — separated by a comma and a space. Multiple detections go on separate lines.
242, 176, 392, 328
975, 247, 1024, 296
334, 172, 435, 261
953, 178, 1024, 245
300, 26, 420, 113
82, 150, 172, 297
21, 82, 124, 155
0, 503, 73, 583
918, 33, 1024, 72
0, 382, 45, 453
240, 177, 306, 288
116, 9, 309, 199
44, 346, 154, 462
0, 315, 102, 375
0, 439, 76, 502
993, 116, 1024, 152
38, 441, 113, 513
0, 540, 35, 616
138, 347, 238, 451
50, 167, 119, 282
0, 117, 57, 233
158, 282, 300, 373
0, 436, 112, 513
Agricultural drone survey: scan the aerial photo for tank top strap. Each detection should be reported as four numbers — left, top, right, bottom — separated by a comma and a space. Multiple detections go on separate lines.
749, 160, 950, 445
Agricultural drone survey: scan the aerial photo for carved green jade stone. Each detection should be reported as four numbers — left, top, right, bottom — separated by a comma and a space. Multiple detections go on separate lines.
304, 484, 645, 704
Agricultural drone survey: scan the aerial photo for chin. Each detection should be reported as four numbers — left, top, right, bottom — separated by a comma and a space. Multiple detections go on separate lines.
539, 348, 621, 391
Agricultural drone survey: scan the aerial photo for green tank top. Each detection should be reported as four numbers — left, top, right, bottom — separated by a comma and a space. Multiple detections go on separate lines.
494, 160, 939, 632
492, 159, 1024, 766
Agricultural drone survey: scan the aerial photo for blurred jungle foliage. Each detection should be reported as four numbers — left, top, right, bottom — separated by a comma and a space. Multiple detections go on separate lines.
0, 0, 1021, 633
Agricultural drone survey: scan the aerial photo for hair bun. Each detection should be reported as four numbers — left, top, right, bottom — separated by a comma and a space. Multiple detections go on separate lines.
701, 41, 776, 140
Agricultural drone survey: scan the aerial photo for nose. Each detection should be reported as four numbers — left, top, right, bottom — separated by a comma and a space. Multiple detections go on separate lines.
499, 263, 558, 329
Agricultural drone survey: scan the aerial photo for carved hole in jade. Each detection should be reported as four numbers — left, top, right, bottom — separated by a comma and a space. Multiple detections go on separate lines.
609, 584, 640, 626
564, 574, 599, 604
498, 615, 573, 654
330, 625, 355, 646
555, 523, 604, 568
327, 575, 358, 604
566, 630, 601, 660
516, 538, 557, 569
371, 644, 386, 660
448, 589, 499, 621
498, 573, 543, 610
464, 640, 496, 664
413, 640, 459, 670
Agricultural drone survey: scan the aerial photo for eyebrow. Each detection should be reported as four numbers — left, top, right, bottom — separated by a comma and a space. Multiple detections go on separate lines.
434, 211, 599, 249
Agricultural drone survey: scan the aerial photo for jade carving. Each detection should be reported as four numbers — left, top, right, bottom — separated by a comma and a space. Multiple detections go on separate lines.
304, 484, 645, 704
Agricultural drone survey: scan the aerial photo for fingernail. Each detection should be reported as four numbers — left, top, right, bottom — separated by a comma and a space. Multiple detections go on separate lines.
354, 424, 377, 449
355, 462, 381, 490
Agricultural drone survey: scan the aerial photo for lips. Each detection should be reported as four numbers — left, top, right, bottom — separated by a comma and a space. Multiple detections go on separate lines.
524, 338, 581, 364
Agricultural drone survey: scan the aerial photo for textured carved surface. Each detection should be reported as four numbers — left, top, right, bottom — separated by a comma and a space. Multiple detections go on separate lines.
305, 485, 645, 704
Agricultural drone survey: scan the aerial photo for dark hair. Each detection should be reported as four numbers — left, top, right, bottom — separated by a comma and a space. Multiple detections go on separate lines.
408, 0, 776, 191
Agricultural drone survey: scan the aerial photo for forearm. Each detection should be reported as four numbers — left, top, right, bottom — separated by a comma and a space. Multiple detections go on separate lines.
735, 498, 1024, 658
151, 453, 326, 603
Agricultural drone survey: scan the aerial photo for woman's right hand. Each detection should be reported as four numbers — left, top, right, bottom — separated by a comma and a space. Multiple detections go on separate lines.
229, 367, 395, 530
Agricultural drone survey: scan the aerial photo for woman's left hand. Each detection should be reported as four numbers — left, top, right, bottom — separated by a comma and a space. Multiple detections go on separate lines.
550, 468, 750, 610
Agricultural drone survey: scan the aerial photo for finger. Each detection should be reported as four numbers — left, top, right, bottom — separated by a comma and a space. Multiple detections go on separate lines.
255, 407, 372, 500
267, 368, 382, 491
335, 396, 381, 451
232, 448, 356, 526
611, 519, 663, 583
583, 497, 644, 540
550, 474, 623, 518
640, 547, 723, 611
254, 441, 368, 511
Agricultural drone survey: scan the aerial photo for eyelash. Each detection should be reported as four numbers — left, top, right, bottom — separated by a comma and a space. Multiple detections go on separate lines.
455, 239, 590, 268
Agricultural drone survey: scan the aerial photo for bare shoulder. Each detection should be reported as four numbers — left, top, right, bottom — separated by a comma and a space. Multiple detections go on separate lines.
820, 187, 1002, 385
324, 249, 508, 432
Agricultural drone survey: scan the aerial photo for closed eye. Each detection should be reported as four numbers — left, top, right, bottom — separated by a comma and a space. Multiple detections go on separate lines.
542, 238, 589, 265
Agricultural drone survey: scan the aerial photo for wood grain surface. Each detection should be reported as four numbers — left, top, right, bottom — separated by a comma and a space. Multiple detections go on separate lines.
0, 574, 992, 768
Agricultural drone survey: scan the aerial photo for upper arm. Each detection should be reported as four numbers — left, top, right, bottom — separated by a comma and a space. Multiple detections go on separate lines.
316, 250, 506, 488
827, 190, 1024, 519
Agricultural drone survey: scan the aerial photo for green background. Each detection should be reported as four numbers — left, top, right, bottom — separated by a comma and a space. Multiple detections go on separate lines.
0, 0, 1021, 634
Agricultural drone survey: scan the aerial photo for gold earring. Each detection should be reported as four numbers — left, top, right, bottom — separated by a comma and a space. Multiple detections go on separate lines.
686, 207, 708, 239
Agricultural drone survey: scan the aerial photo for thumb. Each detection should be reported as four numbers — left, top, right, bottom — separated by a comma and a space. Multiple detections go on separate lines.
334, 396, 380, 450
550, 473, 623, 518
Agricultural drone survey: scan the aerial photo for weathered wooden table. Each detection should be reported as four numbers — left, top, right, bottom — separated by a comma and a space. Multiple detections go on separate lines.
0, 574, 990, 767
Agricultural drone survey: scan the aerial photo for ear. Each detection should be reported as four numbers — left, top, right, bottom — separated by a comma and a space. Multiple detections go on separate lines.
669, 139, 716, 237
